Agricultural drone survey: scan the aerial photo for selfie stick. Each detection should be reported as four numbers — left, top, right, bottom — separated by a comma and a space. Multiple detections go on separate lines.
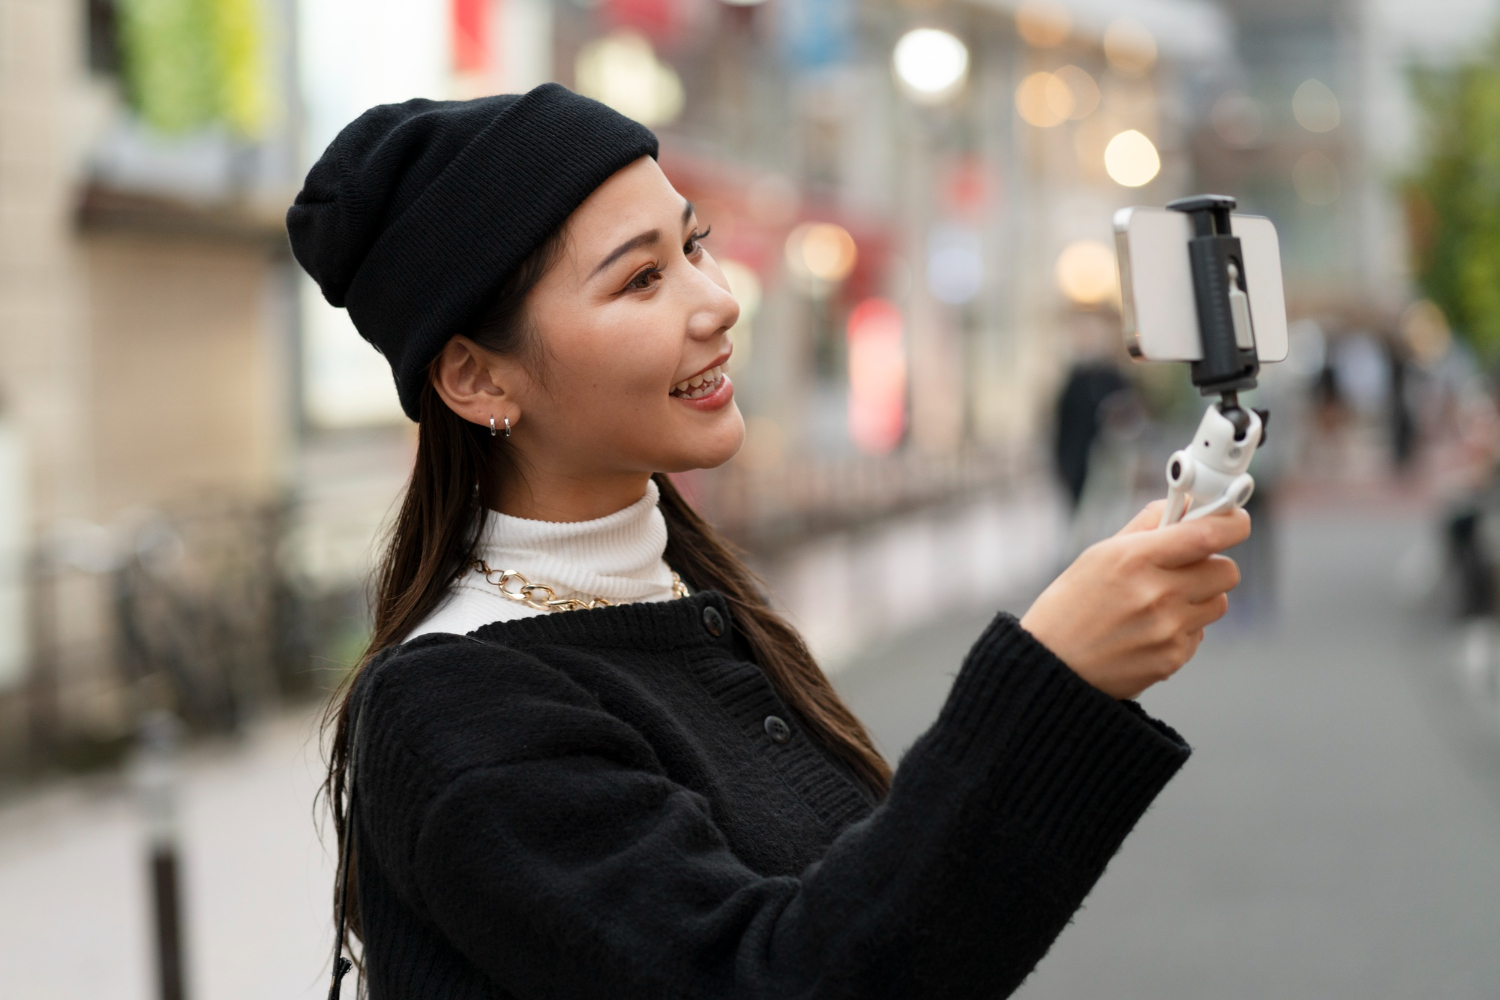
1158, 195, 1267, 527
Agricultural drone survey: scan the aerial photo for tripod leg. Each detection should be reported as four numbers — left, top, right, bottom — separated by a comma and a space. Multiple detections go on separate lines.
1180, 474, 1255, 523
1160, 485, 1190, 527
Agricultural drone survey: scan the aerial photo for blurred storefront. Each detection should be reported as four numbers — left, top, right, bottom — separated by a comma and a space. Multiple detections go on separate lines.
0, 0, 301, 766
294, 0, 1232, 535
2, 0, 1482, 773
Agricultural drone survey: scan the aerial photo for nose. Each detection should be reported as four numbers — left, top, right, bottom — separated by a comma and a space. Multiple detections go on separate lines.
684, 265, 740, 342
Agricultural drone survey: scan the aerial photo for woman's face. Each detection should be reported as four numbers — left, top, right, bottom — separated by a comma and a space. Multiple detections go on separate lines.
500, 156, 743, 483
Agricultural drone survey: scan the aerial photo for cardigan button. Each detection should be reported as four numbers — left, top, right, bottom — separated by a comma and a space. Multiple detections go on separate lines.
763, 715, 791, 744
701, 605, 726, 638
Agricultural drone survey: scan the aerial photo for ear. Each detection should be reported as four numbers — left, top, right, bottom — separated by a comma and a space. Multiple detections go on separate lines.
430, 335, 526, 430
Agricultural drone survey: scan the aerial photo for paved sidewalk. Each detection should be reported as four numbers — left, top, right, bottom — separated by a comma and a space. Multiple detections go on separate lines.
837, 508, 1500, 998
0, 708, 336, 1000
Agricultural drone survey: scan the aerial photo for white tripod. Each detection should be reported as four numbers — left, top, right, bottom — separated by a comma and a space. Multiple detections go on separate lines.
1159, 401, 1264, 527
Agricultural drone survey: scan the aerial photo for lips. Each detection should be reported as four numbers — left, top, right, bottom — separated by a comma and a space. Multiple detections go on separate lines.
670, 364, 725, 400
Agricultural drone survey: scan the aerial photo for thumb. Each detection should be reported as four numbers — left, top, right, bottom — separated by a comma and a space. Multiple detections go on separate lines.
1141, 508, 1252, 568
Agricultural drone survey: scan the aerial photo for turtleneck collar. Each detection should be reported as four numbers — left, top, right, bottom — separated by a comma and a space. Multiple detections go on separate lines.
474, 478, 675, 603
404, 478, 679, 641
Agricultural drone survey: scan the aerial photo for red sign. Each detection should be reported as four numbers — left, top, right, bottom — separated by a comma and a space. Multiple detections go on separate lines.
453, 0, 488, 74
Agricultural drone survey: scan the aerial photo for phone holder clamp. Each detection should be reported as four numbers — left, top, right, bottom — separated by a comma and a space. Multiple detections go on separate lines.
1158, 195, 1269, 526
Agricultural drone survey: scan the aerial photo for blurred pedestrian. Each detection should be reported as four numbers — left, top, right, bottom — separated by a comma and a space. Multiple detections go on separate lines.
1054, 360, 1130, 510
1389, 342, 1420, 472
289, 84, 1248, 998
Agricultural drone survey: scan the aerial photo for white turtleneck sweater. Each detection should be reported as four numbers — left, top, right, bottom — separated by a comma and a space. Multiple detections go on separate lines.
406, 478, 684, 641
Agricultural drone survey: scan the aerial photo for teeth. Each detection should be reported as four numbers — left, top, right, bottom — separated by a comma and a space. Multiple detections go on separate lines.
672, 366, 723, 397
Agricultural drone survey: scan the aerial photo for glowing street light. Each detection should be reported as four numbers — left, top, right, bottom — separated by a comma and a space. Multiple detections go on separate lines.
1053, 65, 1099, 119
1015, 1, 1071, 47
1103, 129, 1160, 187
575, 31, 684, 127
785, 223, 858, 284
893, 28, 969, 103
1103, 18, 1157, 74
1055, 240, 1117, 307
1015, 71, 1073, 127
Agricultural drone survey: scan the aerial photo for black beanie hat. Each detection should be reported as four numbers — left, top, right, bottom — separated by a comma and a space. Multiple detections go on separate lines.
286, 83, 659, 421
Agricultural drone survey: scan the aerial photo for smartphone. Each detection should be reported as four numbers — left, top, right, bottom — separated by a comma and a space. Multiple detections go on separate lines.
1113, 207, 1288, 364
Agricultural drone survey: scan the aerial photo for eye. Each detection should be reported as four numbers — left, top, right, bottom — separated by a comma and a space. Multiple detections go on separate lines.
626, 266, 662, 291
684, 225, 712, 256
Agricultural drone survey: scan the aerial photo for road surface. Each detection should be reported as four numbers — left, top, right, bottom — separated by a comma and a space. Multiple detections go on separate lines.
838, 507, 1500, 998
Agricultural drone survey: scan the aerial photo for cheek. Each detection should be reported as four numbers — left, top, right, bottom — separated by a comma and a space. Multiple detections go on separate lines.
545, 321, 677, 415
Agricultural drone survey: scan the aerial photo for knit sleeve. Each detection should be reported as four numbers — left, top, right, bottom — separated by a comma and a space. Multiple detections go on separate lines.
360, 614, 1189, 1000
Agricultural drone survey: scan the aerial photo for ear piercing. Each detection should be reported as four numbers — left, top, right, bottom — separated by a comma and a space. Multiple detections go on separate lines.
489, 416, 512, 439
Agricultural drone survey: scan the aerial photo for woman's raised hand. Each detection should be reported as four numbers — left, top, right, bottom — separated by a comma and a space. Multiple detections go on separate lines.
1019, 502, 1250, 700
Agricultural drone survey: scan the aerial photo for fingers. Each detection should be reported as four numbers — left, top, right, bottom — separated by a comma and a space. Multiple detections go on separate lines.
1116, 500, 1169, 536
1182, 593, 1230, 632
1141, 508, 1251, 568
1176, 555, 1241, 604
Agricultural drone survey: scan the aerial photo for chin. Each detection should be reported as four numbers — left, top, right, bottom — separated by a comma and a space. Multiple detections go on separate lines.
660, 408, 745, 472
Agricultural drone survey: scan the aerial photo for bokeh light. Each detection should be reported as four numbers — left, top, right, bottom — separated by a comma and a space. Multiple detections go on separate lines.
1293, 78, 1341, 132
1293, 150, 1340, 204
1015, 1, 1071, 48
716, 259, 762, 369
785, 222, 858, 283
574, 31, 683, 127
1103, 18, 1157, 74
1211, 91, 1264, 146
846, 298, 907, 455
1016, 71, 1073, 128
892, 28, 969, 103
1054, 240, 1118, 306
1103, 129, 1161, 187
1054, 65, 1100, 119
926, 225, 983, 305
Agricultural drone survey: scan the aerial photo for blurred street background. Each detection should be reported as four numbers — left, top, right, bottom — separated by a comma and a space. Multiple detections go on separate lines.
3, 0, 1500, 996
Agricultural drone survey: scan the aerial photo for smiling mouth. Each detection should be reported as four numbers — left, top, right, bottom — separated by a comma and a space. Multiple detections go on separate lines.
670, 365, 725, 400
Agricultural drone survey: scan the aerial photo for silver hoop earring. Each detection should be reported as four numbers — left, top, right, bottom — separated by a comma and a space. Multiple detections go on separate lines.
503, 416, 512, 439
489, 416, 497, 438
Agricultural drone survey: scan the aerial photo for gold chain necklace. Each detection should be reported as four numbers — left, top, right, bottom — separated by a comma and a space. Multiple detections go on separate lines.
474, 559, 689, 614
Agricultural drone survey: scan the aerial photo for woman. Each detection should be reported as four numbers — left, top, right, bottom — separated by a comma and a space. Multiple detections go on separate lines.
289, 84, 1247, 998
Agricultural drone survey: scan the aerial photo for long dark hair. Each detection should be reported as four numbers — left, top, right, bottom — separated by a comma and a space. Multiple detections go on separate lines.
323, 225, 890, 946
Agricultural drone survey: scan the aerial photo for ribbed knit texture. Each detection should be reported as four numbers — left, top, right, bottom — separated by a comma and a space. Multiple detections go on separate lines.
408, 479, 680, 640
350, 596, 1191, 998
285, 84, 658, 419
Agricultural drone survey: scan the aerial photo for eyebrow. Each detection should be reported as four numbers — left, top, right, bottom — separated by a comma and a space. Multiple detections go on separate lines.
589, 201, 697, 279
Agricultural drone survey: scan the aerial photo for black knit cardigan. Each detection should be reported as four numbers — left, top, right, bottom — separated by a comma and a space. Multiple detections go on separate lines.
348, 589, 1189, 998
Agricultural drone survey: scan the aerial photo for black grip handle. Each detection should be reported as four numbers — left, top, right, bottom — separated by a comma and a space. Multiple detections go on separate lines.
1168, 195, 1260, 396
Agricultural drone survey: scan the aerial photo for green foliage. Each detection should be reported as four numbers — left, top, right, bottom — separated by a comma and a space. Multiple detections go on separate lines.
1406, 33, 1500, 361
118, 0, 272, 137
